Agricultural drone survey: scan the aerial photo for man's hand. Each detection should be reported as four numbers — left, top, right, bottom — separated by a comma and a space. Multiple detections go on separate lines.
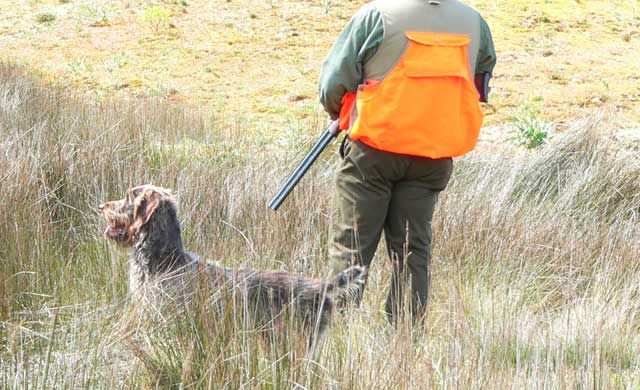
474, 73, 491, 103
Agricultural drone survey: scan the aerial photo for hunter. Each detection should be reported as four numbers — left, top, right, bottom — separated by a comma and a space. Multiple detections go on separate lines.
319, 0, 496, 323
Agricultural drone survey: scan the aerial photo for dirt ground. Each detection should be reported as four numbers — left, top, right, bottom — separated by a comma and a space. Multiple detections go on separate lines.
1, 0, 639, 131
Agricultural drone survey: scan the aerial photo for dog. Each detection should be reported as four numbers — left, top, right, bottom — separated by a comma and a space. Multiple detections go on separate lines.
98, 184, 366, 356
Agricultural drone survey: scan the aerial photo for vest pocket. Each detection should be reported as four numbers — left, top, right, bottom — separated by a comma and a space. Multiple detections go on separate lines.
403, 32, 472, 81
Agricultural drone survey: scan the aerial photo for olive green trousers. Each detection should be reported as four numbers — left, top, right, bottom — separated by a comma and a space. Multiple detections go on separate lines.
330, 138, 453, 323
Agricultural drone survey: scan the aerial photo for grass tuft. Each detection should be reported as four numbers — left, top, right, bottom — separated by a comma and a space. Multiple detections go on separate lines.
35, 13, 56, 23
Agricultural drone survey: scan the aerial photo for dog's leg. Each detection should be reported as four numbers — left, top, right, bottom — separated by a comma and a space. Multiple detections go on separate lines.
304, 290, 333, 361
306, 322, 328, 361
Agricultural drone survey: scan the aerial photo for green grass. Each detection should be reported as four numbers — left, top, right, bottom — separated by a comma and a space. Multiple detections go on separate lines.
1, 63, 640, 388
509, 107, 552, 149
140, 5, 172, 35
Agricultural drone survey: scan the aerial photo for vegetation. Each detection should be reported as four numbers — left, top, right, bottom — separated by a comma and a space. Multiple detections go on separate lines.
35, 12, 56, 24
509, 107, 553, 149
140, 5, 172, 34
1, 0, 638, 129
76, 2, 112, 27
1, 0, 639, 387
1, 63, 639, 388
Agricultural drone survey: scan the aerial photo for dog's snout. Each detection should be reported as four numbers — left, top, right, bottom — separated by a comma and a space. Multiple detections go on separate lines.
98, 203, 105, 212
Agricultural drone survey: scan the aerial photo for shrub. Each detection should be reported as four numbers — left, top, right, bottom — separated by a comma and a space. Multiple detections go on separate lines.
509, 107, 553, 149
141, 5, 172, 34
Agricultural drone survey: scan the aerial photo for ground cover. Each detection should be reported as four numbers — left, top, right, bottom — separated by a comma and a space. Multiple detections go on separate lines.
1, 62, 639, 388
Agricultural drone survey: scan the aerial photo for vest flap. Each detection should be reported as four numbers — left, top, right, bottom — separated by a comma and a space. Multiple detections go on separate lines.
404, 60, 468, 79
405, 32, 470, 47
404, 42, 471, 79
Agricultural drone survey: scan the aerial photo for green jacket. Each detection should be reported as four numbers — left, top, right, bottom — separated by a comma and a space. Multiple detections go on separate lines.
319, 0, 497, 120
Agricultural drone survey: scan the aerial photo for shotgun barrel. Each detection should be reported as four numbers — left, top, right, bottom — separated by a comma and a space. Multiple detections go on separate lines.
268, 120, 341, 211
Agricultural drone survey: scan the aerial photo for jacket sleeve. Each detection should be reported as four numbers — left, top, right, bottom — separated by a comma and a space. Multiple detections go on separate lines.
318, 4, 384, 120
476, 17, 496, 75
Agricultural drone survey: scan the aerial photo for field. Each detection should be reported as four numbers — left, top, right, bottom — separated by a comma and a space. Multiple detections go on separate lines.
2, 0, 640, 128
1, 0, 640, 389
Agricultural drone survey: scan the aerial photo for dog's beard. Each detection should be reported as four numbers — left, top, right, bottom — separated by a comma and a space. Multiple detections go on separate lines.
105, 225, 126, 241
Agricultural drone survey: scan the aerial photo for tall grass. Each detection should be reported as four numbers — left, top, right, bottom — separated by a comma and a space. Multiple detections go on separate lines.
1, 62, 639, 388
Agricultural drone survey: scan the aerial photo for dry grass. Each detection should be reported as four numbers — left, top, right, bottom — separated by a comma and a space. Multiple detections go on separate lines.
1, 0, 639, 130
1, 62, 640, 388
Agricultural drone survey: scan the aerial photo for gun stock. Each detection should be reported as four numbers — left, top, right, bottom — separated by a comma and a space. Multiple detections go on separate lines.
268, 120, 341, 211
474, 72, 491, 103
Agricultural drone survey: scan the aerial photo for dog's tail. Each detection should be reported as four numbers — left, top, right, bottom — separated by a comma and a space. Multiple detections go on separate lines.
330, 265, 367, 307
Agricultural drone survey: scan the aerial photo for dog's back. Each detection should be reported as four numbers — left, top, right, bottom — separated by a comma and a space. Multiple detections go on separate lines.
224, 264, 367, 356
224, 264, 367, 322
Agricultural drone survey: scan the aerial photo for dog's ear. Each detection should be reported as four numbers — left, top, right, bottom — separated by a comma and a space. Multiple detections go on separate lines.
131, 189, 163, 232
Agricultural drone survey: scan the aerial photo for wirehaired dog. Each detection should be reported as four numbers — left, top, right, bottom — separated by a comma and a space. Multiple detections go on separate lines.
98, 184, 366, 356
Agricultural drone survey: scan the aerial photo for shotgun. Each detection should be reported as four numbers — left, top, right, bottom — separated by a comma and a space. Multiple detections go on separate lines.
268, 120, 341, 211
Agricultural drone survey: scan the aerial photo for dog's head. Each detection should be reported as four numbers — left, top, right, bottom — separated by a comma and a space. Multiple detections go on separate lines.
98, 184, 176, 246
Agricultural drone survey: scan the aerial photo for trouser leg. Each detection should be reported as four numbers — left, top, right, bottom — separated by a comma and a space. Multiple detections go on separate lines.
384, 159, 453, 324
329, 140, 396, 307
329, 141, 393, 273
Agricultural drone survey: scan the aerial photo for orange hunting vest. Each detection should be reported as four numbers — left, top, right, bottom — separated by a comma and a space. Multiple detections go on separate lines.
339, 32, 483, 159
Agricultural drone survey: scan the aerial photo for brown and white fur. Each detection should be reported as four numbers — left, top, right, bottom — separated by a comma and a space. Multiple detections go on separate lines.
98, 184, 366, 356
